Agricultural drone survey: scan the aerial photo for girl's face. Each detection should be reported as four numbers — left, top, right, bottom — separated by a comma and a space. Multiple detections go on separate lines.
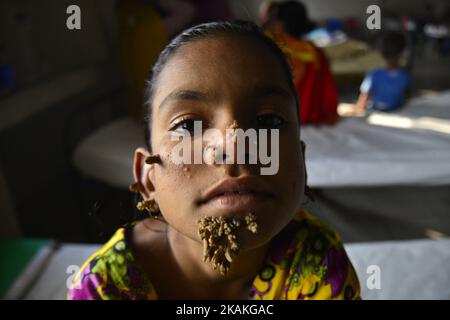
136, 35, 305, 251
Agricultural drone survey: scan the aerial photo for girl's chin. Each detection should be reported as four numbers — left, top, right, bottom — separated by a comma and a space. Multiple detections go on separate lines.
235, 226, 274, 250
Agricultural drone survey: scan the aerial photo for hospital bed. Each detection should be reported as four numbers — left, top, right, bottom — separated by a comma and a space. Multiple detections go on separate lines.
323, 39, 385, 80
301, 91, 450, 242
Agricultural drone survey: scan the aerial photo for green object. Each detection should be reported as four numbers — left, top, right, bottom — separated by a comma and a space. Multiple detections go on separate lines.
0, 238, 49, 297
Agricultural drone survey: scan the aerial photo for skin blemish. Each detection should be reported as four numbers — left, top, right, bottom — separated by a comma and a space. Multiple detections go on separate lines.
203, 130, 224, 165
183, 166, 191, 179
226, 120, 239, 145
203, 145, 217, 165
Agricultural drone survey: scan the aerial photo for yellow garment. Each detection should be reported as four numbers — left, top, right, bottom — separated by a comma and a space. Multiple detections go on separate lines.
68, 210, 360, 300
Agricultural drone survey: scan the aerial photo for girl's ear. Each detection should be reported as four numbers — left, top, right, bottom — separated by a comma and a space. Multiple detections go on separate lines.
300, 139, 306, 179
300, 139, 306, 178
300, 140, 305, 158
300, 140, 314, 201
133, 147, 156, 200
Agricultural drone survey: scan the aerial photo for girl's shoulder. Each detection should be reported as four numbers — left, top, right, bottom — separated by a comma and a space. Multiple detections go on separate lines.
67, 225, 157, 300
249, 210, 361, 300
271, 209, 343, 254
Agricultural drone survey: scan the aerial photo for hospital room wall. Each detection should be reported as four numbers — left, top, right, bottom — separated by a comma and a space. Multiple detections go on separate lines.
230, 0, 450, 22
0, 0, 122, 241
2, 0, 447, 88
0, 0, 116, 89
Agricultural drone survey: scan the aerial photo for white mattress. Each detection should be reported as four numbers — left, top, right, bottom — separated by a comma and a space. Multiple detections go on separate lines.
0, 67, 105, 131
73, 92, 450, 189
11, 238, 450, 300
22, 244, 100, 300
73, 118, 145, 189
303, 91, 450, 187
345, 238, 450, 300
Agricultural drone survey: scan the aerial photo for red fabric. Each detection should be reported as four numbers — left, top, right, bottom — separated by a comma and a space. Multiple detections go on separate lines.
267, 31, 338, 125
296, 47, 338, 125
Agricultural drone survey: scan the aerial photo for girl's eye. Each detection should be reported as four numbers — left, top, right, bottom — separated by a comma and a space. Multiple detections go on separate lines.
256, 113, 286, 129
170, 118, 202, 134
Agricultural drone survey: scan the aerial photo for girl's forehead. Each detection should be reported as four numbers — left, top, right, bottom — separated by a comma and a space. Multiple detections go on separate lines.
153, 36, 291, 101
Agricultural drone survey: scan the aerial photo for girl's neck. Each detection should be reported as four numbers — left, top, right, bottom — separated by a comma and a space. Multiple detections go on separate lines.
166, 224, 270, 298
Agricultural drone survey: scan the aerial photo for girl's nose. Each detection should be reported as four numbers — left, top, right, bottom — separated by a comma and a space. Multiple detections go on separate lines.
211, 120, 256, 165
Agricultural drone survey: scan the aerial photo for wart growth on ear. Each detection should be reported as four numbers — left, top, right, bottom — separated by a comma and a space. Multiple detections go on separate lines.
129, 182, 140, 193
197, 213, 258, 275
228, 120, 239, 130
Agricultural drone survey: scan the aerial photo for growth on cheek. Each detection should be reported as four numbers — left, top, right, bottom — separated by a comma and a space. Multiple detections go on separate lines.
145, 154, 162, 165
197, 213, 258, 275
182, 166, 191, 179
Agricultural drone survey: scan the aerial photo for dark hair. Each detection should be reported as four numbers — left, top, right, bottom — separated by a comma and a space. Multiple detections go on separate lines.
267, 1, 315, 38
379, 31, 406, 59
143, 20, 298, 152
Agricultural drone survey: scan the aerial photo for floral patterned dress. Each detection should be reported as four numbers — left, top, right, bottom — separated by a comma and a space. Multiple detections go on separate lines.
68, 210, 360, 300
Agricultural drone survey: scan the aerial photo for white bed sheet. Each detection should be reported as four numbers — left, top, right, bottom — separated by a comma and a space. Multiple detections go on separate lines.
73, 118, 144, 189
19, 238, 450, 300
304, 91, 450, 187
73, 92, 450, 189
345, 238, 450, 300
23, 244, 101, 300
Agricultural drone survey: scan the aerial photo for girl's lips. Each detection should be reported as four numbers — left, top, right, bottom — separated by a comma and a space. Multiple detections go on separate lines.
198, 176, 275, 213
201, 192, 273, 214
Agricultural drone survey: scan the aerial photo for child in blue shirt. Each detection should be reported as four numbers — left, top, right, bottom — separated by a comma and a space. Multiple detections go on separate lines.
356, 31, 412, 112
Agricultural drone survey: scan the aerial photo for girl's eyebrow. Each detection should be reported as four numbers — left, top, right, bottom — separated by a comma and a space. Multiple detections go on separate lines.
158, 90, 209, 111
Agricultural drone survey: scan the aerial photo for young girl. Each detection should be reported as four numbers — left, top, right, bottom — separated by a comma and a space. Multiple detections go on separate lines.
68, 21, 360, 300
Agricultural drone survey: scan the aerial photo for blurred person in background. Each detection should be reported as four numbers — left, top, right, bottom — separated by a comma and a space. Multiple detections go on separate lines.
356, 31, 412, 113
261, 1, 339, 125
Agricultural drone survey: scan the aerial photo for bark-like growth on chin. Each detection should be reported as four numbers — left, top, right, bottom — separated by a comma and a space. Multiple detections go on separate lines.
197, 213, 258, 275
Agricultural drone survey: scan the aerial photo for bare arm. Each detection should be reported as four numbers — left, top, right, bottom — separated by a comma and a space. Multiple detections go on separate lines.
355, 92, 370, 114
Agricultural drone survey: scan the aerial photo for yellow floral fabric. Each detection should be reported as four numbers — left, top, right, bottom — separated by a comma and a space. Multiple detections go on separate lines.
68, 210, 360, 300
